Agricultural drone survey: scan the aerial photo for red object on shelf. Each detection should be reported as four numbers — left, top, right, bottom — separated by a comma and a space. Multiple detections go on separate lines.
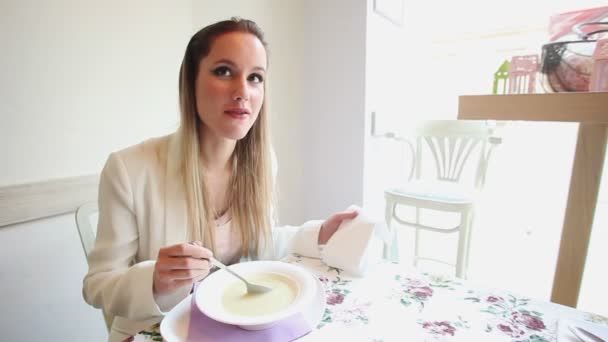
549, 6, 608, 42
540, 7, 608, 92
590, 36, 608, 91
508, 55, 539, 94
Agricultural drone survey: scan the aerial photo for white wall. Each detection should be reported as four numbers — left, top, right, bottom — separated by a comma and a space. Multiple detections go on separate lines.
1, 0, 191, 186
300, 0, 368, 219
0, 1, 193, 340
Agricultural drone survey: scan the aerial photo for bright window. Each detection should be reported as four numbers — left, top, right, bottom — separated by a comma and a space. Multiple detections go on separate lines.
371, 1, 607, 315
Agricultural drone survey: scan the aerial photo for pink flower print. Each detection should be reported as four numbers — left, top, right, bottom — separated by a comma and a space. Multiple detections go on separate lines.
497, 322, 525, 338
422, 321, 456, 336
327, 292, 345, 305
497, 323, 513, 334
406, 279, 426, 287
486, 296, 503, 303
412, 286, 434, 299
516, 313, 546, 331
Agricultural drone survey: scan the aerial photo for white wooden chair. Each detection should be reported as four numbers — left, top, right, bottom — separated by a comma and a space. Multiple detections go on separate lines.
75, 202, 113, 332
384, 120, 499, 279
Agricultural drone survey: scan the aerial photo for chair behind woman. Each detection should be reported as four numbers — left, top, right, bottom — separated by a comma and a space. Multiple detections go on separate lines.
75, 202, 113, 332
384, 120, 500, 279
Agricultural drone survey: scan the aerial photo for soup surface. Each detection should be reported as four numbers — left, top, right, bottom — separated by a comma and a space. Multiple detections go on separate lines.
221, 272, 298, 316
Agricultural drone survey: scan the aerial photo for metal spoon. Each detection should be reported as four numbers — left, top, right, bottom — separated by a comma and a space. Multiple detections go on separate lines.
210, 257, 272, 294
569, 325, 606, 342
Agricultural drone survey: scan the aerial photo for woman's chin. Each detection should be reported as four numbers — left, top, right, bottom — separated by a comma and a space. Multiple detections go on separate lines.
221, 129, 250, 141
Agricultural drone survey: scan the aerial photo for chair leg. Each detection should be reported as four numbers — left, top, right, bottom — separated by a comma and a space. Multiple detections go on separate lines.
390, 229, 400, 263
413, 207, 421, 268
384, 200, 399, 262
463, 209, 475, 278
455, 209, 473, 279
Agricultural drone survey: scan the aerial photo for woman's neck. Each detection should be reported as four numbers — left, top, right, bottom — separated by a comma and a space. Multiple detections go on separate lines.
199, 130, 235, 218
199, 131, 236, 174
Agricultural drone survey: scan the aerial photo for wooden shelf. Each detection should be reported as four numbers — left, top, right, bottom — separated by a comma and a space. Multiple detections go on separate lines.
458, 92, 608, 123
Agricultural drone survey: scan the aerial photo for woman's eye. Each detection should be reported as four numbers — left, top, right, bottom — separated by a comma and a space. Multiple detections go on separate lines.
213, 66, 231, 77
248, 73, 264, 83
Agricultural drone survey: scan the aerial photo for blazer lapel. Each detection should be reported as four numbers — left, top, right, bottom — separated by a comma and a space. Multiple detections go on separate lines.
164, 131, 189, 245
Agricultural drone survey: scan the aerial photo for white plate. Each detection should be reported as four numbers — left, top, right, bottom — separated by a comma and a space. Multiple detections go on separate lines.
160, 276, 326, 342
195, 261, 317, 330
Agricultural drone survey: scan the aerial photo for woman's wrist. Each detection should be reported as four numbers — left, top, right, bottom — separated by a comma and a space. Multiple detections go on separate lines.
318, 224, 329, 245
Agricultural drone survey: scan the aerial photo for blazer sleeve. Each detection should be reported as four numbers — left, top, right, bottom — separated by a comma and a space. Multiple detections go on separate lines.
270, 220, 324, 260
82, 153, 163, 320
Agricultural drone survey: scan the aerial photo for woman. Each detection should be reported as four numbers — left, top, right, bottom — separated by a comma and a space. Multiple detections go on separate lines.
83, 17, 357, 342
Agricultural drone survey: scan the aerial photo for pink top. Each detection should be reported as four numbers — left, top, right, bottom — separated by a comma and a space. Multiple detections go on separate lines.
213, 212, 242, 265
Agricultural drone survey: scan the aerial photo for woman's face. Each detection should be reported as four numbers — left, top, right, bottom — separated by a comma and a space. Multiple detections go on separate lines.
195, 32, 267, 141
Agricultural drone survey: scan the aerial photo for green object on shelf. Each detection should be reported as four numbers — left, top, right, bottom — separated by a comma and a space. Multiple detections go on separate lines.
493, 60, 510, 94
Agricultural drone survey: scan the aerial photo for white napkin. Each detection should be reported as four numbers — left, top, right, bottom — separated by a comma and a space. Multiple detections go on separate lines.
558, 317, 608, 342
321, 205, 392, 277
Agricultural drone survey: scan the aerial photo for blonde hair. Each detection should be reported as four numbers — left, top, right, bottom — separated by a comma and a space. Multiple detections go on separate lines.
177, 18, 273, 258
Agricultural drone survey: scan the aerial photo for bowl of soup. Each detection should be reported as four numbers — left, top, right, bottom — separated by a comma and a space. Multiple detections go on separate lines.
194, 260, 317, 330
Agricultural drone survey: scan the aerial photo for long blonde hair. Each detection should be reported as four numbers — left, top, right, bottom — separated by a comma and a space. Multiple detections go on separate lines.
177, 18, 273, 258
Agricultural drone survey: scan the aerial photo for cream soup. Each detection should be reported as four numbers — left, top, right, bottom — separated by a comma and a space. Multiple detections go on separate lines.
221, 272, 298, 316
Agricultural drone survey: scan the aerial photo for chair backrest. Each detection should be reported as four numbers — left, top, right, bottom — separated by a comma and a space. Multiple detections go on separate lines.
75, 202, 113, 332
75, 202, 99, 257
410, 120, 499, 190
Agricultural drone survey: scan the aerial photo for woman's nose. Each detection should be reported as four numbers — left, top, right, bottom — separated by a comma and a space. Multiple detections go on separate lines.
232, 77, 250, 102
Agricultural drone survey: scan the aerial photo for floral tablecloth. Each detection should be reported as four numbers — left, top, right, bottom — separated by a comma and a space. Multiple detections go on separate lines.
135, 255, 608, 341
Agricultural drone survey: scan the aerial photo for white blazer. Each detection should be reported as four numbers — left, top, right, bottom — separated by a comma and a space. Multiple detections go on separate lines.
83, 132, 323, 342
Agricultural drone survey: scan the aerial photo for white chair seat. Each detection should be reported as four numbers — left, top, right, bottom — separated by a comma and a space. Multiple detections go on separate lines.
386, 180, 476, 205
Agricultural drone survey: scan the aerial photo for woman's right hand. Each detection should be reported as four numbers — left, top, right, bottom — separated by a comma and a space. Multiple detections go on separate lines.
152, 241, 212, 296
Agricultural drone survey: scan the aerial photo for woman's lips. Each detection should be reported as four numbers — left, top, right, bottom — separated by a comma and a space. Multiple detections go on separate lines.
224, 107, 250, 119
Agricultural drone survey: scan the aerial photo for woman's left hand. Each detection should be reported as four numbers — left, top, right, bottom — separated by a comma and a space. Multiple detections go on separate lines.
318, 210, 358, 244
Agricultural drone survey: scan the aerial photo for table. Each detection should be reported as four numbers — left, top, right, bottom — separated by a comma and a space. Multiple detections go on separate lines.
458, 92, 608, 307
135, 255, 608, 341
